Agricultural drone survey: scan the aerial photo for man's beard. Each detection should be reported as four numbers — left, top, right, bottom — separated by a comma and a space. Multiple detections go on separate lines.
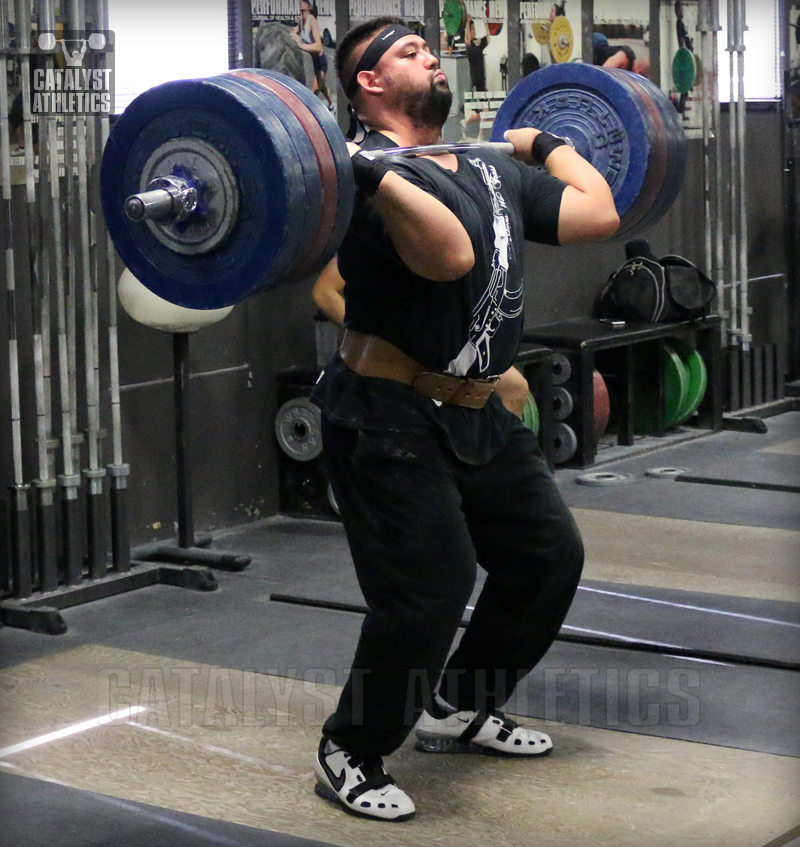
395, 74, 453, 130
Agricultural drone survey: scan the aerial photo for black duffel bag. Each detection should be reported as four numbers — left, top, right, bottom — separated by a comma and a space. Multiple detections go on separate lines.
598, 240, 716, 323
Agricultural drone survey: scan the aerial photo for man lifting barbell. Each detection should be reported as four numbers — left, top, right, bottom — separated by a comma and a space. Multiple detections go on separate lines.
310, 16, 619, 822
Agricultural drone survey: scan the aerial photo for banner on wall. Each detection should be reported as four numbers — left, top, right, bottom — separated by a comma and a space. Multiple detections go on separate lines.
252, 0, 337, 111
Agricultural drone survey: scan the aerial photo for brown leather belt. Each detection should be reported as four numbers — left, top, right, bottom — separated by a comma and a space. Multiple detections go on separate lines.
339, 330, 497, 409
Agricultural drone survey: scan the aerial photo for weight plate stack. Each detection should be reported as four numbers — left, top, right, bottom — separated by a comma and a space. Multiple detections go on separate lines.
668, 337, 708, 425
102, 78, 300, 308
631, 342, 689, 434
491, 64, 685, 236
617, 70, 686, 232
238, 69, 354, 280
101, 70, 354, 310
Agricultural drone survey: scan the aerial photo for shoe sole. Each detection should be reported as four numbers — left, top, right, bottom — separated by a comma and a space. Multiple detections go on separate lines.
414, 737, 553, 758
314, 781, 416, 822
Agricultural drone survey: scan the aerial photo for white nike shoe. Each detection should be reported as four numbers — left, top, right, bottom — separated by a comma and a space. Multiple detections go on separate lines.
415, 707, 553, 757
314, 739, 416, 822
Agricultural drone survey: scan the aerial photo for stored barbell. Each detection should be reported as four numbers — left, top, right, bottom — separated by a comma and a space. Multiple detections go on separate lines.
101, 63, 685, 310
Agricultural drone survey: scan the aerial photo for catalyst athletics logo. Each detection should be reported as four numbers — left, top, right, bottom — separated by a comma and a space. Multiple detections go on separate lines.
32, 30, 114, 116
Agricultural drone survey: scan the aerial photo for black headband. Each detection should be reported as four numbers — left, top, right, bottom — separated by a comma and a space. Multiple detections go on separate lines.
344, 24, 415, 100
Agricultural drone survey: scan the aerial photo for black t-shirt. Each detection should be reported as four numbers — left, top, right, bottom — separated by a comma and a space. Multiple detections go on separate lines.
312, 130, 566, 464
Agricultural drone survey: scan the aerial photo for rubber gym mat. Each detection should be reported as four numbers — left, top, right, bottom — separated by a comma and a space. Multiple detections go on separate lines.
2, 647, 798, 847
0, 771, 334, 847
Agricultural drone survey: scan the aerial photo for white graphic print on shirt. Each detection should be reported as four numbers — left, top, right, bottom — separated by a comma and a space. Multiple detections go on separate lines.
447, 157, 522, 377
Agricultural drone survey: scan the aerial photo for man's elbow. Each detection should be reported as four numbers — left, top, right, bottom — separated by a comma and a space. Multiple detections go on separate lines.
594, 205, 620, 240
430, 246, 475, 281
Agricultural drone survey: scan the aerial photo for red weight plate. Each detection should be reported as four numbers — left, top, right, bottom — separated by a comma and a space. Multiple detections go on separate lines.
233, 70, 339, 280
594, 369, 610, 439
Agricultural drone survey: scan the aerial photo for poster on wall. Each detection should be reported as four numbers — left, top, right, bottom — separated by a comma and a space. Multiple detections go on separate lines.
251, 0, 337, 112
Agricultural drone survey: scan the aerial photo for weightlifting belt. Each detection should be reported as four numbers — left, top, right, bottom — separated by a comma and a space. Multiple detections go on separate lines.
339, 330, 497, 409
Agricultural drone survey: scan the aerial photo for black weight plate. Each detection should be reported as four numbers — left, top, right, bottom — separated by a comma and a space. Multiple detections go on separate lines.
491, 63, 651, 218
210, 74, 322, 284
101, 78, 305, 309
551, 352, 571, 385
250, 70, 354, 274
552, 385, 574, 421
552, 421, 578, 465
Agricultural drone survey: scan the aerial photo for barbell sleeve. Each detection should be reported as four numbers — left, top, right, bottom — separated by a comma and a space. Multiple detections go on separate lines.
125, 188, 179, 221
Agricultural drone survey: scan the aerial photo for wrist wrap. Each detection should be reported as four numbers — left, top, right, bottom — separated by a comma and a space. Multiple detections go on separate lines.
531, 131, 570, 166
351, 150, 391, 196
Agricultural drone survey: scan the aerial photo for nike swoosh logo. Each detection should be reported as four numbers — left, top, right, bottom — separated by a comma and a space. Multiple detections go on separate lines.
324, 751, 348, 792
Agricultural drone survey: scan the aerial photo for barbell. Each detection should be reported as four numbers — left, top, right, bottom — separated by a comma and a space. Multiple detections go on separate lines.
101, 63, 685, 310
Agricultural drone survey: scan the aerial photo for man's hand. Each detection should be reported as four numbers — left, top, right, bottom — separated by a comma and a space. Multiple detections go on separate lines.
502, 128, 541, 166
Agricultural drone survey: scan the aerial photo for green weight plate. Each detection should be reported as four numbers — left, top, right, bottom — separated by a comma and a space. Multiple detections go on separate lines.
669, 338, 708, 425
632, 343, 689, 434
443, 0, 462, 36
672, 47, 696, 94
522, 392, 539, 435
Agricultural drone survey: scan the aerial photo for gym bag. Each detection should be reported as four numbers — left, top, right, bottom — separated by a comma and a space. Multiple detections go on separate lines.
598, 240, 716, 323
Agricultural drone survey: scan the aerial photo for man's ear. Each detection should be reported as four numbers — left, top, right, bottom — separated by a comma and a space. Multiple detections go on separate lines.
357, 69, 384, 95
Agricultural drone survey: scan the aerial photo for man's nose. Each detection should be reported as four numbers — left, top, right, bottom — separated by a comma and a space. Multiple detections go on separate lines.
424, 51, 439, 69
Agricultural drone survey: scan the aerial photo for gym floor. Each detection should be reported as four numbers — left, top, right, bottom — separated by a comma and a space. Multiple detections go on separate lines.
1, 413, 799, 847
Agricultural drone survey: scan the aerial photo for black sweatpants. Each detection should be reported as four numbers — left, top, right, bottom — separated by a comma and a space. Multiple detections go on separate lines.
321, 415, 584, 758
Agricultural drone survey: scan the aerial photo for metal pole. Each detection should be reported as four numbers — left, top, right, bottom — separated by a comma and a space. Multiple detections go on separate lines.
726, 0, 740, 345
67, 0, 106, 580
93, 0, 131, 571
35, 0, 80, 590
173, 332, 194, 549
698, 0, 713, 280
734, 0, 749, 350
1, 0, 33, 597
711, 0, 725, 336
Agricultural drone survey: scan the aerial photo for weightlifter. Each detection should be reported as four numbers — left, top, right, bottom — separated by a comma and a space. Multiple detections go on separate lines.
310, 17, 619, 821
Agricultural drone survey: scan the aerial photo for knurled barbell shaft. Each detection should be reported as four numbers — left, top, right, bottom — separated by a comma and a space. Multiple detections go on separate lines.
365, 141, 516, 160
